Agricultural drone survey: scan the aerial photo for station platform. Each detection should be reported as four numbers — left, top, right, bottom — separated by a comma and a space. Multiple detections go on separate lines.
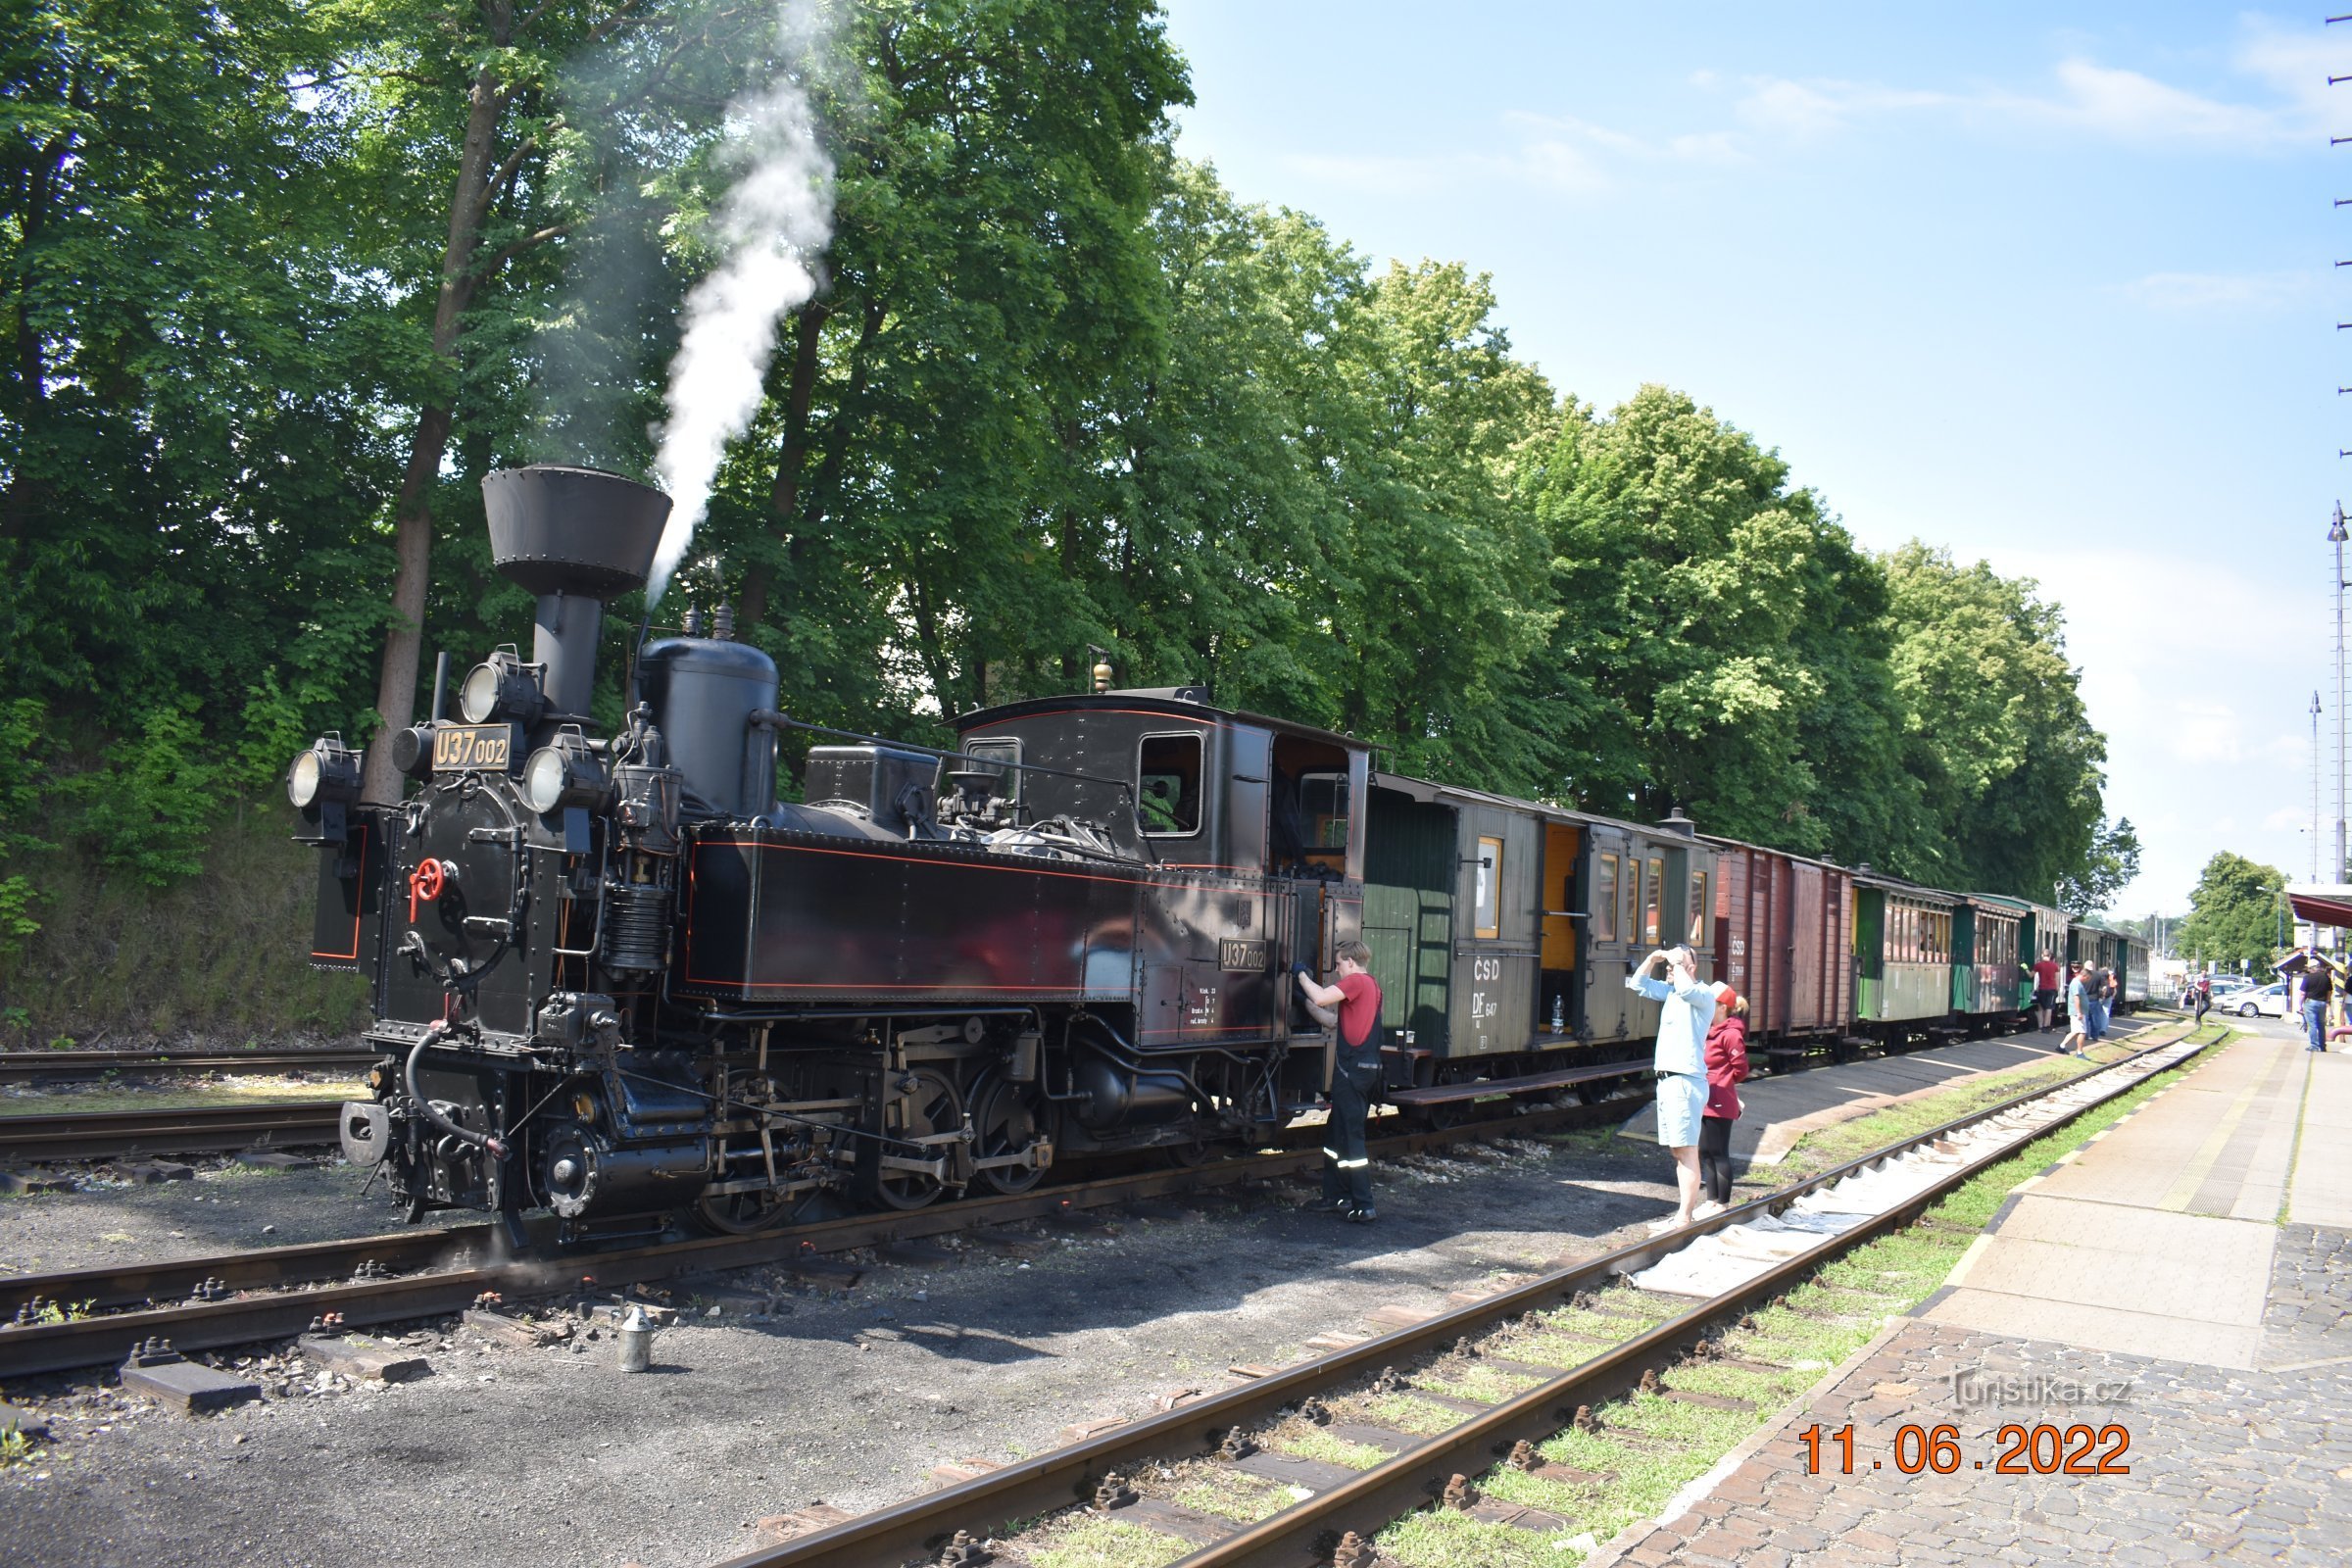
1615, 1015, 2172, 1164
1593, 1029, 2352, 1566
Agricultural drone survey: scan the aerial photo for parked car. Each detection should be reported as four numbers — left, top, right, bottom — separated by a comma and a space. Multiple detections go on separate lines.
2228, 983, 2290, 1018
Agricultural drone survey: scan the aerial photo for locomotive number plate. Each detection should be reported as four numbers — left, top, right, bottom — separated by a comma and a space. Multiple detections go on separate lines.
432, 723, 514, 773
1220, 938, 1268, 971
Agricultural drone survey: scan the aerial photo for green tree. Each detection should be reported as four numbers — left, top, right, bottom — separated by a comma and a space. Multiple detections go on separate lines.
0, 0, 402, 892
2174, 852, 2287, 974
331, 0, 790, 800
1523, 385, 1887, 848
2056, 814, 2141, 917
1879, 543, 2104, 898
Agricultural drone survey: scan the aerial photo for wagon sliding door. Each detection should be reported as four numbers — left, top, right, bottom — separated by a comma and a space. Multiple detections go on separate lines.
1453, 806, 1539, 1056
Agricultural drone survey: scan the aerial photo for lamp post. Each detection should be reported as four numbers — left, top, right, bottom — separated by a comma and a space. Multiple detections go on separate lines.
2333, 506, 2349, 884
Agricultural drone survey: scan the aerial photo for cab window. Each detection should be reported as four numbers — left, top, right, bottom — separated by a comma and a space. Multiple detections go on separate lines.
963, 738, 1020, 804
1298, 770, 1349, 849
1137, 733, 1201, 836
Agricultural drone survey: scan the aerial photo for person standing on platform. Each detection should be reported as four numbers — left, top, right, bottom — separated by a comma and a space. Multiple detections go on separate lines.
1628, 944, 1724, 1234
2030, 950, 2062, 1032
2085, 965, 2111, 1043
1696, 990, 1750, 1217
1296, 940, 1385, 1222
2302, 956, 2332, 1054
2059, 961, 2091, 1054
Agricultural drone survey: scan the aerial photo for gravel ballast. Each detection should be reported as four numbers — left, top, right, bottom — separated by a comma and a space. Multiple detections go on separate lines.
0, 1130, 1686, 1568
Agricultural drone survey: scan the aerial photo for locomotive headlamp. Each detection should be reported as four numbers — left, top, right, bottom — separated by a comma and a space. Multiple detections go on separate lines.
522, 732, 610, 815
286, 736, 361, 810
287, 735, 362, 859
459, 649, 544, 725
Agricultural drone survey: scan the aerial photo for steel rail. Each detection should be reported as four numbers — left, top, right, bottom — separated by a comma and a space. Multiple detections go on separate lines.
706, 1020, 2216, 1568
0, 1102, 346, 1162
0, 1091, 1649, 1377
0, 1048, 379, 1084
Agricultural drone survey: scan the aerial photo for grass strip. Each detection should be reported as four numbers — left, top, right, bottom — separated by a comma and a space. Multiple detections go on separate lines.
1759, 1026, 2185, 1185
1374, 1030, 2226, 1568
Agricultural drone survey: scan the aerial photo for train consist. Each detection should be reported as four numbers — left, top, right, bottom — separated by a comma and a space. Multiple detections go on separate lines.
290, 466, 2149, 1239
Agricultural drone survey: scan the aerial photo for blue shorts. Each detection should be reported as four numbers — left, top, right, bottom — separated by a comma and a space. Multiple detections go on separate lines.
1655, 1072, 1707, 1148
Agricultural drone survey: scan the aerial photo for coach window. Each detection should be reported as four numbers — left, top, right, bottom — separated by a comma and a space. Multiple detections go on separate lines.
1595, 856, 1619, 942
1137, 733, 1202, 836
964, 738, 1020, 805
1688, 870, 1708, 946
1643, 857, 1663, 945
1621, 856, 1639, 941
1473, 837, 1503, 939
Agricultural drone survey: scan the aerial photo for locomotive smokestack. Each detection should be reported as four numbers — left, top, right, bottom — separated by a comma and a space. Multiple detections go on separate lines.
481, 466, 670, 723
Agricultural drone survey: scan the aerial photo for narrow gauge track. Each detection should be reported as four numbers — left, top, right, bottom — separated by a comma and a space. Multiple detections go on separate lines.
708, 1019, 2219, 1568
0, 1086, 1658, 1377
0, 1048, 380, 1084
0, 1101, 346, 1163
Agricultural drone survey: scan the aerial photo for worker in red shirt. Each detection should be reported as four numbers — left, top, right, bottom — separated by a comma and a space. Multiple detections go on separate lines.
1296, 939, 1385, 1223
2030, 952, 2062, 1033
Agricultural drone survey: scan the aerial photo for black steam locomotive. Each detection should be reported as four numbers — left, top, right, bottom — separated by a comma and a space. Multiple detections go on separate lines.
295, 466, 1380, 1241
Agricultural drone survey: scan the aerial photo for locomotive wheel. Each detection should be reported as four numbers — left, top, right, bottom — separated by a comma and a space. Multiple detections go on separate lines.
969, 1076, 1049, 1195
872, 1067, 963, 1211
692, 1188, 794, 1235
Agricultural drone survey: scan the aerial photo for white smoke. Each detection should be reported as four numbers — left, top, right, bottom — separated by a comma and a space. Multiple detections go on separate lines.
647, 0, 836, 605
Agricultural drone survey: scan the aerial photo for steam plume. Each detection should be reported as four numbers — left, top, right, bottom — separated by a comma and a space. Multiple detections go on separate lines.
648, 0, 835, 605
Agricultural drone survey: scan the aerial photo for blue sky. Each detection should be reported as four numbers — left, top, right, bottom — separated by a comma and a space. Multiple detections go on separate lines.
1159, 2, 2344, 916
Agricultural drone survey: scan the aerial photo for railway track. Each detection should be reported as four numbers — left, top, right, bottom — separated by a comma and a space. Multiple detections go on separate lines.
0, 1101, 347, 1163
0, 1023, 2181, 1385
0, 1047, 379, 1084
701, 1018, 2220, 1568
0, 1079, 1661, 1377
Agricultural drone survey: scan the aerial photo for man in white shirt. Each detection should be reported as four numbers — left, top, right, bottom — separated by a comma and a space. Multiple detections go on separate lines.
1627, 944, 1725, 1232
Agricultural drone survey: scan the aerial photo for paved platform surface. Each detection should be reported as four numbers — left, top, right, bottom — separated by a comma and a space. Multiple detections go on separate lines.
1617, 1013, 2171, 1164
1596, 1030, 2352, 1566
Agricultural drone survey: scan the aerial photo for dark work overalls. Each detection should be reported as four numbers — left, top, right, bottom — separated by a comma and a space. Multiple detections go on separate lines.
1320, 999, 1383, 1210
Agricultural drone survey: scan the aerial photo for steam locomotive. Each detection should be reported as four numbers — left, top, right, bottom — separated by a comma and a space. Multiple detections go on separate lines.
294, 466, 2139, 1243
296, 466, 1391, 1242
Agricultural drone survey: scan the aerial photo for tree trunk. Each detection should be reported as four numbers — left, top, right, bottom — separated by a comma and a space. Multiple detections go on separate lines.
360, 57, 508, 804
742, 300, 831, 631
0, 135, 70, 545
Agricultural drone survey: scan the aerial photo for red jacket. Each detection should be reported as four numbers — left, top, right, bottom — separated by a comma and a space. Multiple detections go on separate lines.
1703, 1015, 1749, 1120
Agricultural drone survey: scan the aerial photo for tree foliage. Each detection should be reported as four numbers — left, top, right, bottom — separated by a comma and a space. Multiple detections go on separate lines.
2174, 853, 2287, 973
0, 0, 2130, 975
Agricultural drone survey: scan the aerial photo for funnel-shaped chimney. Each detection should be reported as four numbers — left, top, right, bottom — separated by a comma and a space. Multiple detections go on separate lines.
483, 466, 669, 599
481, 466, 671, 722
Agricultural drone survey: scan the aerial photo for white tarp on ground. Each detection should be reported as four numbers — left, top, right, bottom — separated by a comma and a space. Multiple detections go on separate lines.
1626, 1071, 2132, 1298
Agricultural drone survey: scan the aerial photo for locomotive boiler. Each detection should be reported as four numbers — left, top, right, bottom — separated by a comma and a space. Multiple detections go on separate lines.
294, 466, 1363, 1241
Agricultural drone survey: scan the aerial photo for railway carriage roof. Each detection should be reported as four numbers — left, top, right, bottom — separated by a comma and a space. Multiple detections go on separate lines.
1370, 772, 1674, 841
1959, 892, 2064, 920
954, 691, 1367, 753
2070, 915, 2148, 947
1692, 833, 1851, 878
1846, 868, 1962, 904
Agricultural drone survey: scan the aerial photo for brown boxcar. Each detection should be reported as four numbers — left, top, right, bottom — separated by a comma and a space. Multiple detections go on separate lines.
1705, 838, 1855, 1054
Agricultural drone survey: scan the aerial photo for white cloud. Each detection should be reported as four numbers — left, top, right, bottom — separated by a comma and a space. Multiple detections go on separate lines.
1734, 21, 2326, 153
2120, 270, 2324, 313
1283, 112, 1740, 200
